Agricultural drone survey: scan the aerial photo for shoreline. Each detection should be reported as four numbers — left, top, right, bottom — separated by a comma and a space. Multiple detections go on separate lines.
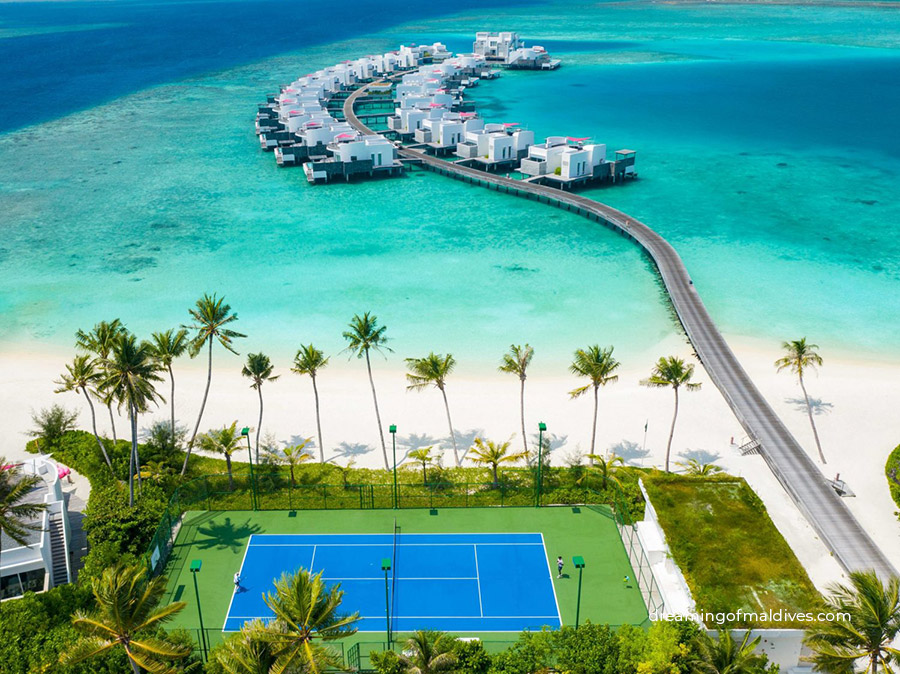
3, 332, 897, 590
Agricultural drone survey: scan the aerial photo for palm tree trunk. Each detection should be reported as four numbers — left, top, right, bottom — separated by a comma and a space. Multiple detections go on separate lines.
82, 387, 113, 470
519, 377, 527, 455
421, 462, 427, 486
589, 385, 599, 465
107, 403, 118, 443
365, 350, 389, 469
128, 404, 136, 507
799, 375, 826, 464
492, 463, 499, 487
440, 387, 459, 467
128, 656, 141, 674
132, 403, 142, 495
183, 338, 213, 475
312, 375, 324, 463
168, 363, 176, 450
255, 386, 264, 464
226, 454, 233, 490
665, 388, 679, 473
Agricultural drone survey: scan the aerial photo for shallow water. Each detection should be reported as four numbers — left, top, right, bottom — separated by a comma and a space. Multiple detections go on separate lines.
2, 0, 899, 372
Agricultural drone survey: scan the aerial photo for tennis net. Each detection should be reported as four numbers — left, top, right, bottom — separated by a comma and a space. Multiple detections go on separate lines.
391, 517, 399, 632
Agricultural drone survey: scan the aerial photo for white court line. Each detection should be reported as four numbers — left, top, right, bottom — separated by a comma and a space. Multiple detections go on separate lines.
319, 577, 479, 581
309, 544, 317, 572
227, 614, 560, 620
540, 532, 564, 626
222, 534, 255, 631
473, 544, 484, 618
246, 541, 543, 548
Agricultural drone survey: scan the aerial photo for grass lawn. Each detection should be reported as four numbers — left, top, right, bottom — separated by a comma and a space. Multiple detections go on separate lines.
162, 506, 649, 659
642, 474, 821, 628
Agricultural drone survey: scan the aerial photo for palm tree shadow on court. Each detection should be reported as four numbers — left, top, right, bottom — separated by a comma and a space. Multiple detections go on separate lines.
194, 516, 263, 553
328, 441, 376, 462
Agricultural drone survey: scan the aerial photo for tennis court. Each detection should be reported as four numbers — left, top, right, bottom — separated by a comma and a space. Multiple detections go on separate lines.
224, 531, 561, 632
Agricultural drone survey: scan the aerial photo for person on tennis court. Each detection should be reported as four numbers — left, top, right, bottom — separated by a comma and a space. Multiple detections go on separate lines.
233, 572, 241, 591
557, 556, 564, 578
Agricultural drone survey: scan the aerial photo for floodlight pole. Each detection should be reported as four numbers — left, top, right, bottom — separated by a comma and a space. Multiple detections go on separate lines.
536, 422, 547, 507
241, 427, 257, 511
190, 560, 207, 661
381, 558, 392, 646
390, 425, 398, 509
573, 556, 585, 628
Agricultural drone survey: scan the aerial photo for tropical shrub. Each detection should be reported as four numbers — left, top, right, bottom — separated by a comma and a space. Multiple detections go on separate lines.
28, 404, 78, 453
885, 444, 900, 515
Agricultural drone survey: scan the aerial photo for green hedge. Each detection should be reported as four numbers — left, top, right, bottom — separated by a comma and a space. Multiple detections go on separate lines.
886, 444, 900, 514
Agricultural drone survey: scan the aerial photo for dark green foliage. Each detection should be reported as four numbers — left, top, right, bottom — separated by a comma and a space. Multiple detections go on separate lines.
552, 623, 620, 674
82, 481, 168, 560
886, 444, 900, 515
371, 649, 404, 674
453, 639, 492, 674
28, 404, 79, 452
488, 630, 553, 674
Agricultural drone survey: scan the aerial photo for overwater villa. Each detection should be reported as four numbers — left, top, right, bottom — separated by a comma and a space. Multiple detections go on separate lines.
455, 123, 535, 169
520, 137, 637, 187
473, 31, 560, 70
302, 133, 402, 183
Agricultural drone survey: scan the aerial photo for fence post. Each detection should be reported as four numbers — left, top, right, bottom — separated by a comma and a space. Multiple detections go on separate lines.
205, 476, 211, 511
323, 484, 328, 510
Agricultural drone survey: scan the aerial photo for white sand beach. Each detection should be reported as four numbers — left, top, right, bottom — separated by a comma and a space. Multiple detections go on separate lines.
2, 333, 897, 591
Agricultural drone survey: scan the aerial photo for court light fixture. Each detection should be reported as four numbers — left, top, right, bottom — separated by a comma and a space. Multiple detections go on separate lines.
573, 555, 586, 629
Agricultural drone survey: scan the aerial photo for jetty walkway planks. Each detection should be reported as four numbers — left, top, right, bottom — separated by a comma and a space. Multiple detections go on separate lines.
343, 83, 896, 579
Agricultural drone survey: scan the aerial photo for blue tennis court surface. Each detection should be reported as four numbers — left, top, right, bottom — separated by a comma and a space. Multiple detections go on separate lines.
224, 532, 562, 632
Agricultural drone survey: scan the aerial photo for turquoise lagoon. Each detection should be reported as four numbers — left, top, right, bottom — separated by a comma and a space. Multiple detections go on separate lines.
1, 0, 899, 373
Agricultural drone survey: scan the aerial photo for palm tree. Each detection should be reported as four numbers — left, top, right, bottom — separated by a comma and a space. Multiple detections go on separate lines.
342, 312, 392, 469
804, 570, 900, 673
242, 353, 280, 463
468, 437, 527, 487
775, 338, 826, 464
406, 353, 460, 467
0, 458, 47, 574
100, 333, 164, 506
583, 453, 625, 489
408, 447, 434, 486
398, 630, 458, 674
61, 563, 189, 674
149, 328, 190, 450
498, 344, 534, 456
182, 293, 246, 475
641, 356, 701, 473
677, 458, 724, 476
54, 355, 113, 470
198, 422, 244, 490
691, 630, 770, 674
272, 439, 315, 487
76, 319, 128, 442
569, 345, 620, 461
292, 344, 329, 462
214, 619, 276, 674
257, 568, 359, 674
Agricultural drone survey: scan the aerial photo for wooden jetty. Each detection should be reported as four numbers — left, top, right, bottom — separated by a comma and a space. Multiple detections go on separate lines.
343, 82, 897, 580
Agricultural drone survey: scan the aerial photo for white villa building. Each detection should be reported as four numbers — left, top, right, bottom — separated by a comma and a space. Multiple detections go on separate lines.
303, 133, 402, 183
1, 457, 73, 601
414, 112, 484, 152
456, 123, 535, 166
473, 31, 559, 69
